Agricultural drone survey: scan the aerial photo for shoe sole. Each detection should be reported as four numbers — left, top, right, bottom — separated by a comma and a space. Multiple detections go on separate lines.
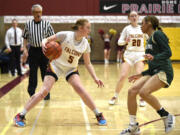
98, 123, 107, 126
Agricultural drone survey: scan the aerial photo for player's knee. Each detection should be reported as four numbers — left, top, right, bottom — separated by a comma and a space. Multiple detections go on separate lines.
139, 88, 149, 98
128, 87, 138, 96
39, 88, 50, 98
119, 74, 127, 81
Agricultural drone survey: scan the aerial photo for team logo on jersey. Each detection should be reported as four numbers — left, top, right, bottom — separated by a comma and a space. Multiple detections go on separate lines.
64, 47, 82, 57
146, 44, 153, 50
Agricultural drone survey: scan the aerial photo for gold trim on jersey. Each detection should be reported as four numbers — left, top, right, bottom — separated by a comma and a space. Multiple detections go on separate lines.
49, 63, 56, 74
157, 72, 169, 86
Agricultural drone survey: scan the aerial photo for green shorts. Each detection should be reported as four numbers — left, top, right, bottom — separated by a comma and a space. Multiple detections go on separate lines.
145, 68, 173, 88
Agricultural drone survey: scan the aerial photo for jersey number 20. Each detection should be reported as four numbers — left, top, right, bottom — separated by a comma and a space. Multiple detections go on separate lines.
132, 39, 141, 47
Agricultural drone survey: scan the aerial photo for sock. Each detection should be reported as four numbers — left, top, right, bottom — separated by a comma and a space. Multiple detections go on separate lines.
20, 109, 27, 116
129, 115, 136, 125
114, 92, 119, 98
93, 109, 100, 116
157, 107, 169, 117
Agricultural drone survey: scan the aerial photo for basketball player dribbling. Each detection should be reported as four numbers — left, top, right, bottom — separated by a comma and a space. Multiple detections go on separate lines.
14, 19, 107, 127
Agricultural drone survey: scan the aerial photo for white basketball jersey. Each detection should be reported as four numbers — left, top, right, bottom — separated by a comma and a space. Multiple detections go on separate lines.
53, 31, 91, 68
118, 25, 145, 52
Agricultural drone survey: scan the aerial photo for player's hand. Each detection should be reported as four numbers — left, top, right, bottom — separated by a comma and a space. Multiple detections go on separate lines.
22, 49, 28, 63
125, 36, 131, 43
7, 48, 12, 53
144, 54, 154, 60
128, 74, 142, 83
94, 79, 104, 88
20, 47, 24, 52
42, 38, 48, 54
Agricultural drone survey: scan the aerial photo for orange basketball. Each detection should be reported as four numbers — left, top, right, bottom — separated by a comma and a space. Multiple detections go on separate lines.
44, 41, 62, 60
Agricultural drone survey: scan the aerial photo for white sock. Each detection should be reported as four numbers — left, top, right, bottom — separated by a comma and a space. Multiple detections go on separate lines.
93, 109, 100, 116
20, 109, 27, 116
114, 92, 119, 98
129, 115, 136, 125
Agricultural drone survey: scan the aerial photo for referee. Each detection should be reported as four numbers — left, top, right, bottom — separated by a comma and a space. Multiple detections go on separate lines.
23, 4, 54, 100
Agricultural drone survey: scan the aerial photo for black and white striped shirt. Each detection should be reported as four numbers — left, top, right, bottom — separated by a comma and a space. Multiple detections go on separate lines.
23, 20, 54, 47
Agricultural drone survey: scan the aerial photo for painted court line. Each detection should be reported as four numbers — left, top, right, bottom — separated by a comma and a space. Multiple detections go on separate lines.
0, 72, 29, 135
0, 107, 23, 135
80, 99, 92, 135
29, 102, 45, 135
0, 72, 29, 98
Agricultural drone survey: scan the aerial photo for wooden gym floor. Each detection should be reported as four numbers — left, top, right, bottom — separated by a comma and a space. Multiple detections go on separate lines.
0, 63, 180, 135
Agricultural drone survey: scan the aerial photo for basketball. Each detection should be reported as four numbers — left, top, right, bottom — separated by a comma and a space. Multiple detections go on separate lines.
44, 41, 62, 60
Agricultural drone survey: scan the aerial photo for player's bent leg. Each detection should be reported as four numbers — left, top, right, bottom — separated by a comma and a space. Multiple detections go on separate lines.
138, 75, 165, 110
14, 75, 56, 127
68, 74, 107, 125
138, 75, 175, 133
134, 61, 146, 107
109, 62, 131, 105
119, 76, 149, 135
128, 76, 150, 115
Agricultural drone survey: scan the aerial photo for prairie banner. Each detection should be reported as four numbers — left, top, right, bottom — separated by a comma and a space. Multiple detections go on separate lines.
100, 0, 180, 15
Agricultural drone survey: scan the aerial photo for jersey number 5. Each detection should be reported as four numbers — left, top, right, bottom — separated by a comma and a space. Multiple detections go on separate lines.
68, 55, 74, 64
132, 39, 141, 47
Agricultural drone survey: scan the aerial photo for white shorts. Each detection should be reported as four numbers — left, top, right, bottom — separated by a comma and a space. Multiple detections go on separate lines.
124, 51, 145, 66
46, 61, 79, 81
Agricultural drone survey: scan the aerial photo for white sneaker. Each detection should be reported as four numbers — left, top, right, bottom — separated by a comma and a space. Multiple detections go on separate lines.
139, 99, 146, 107
120, 123, 140, 135
163, 114, 175, 133
109, 97, 118, 105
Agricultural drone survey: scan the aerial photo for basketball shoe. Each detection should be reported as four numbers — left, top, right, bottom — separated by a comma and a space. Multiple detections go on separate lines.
96, 113, 107, 125
120, 123, 140, 135
14, 113, 26, 127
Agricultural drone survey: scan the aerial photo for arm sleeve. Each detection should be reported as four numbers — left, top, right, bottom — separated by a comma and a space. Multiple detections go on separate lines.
47, 22, 55, 37
118, 27, 127, 46
22, 22, 29, 39
56, 32, 67, 43
5, 30, 10, 49
84, 42, 91, 53
153, 31, 172, 60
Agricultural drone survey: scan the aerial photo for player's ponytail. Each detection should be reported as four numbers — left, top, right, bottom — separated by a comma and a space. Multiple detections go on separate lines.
157, 26, 162, 31
72, 19, 89, 31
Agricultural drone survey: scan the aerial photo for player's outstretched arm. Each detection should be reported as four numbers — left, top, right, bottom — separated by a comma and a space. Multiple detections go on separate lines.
83, 53, 104, 88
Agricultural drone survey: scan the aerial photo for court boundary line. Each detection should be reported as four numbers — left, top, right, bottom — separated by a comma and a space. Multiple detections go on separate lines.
0, 72, 29, 98
80, 99, 92, 135
139, 113, 180, 127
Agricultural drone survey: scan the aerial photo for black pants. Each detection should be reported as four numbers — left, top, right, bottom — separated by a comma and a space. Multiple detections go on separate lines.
9, 45, 22, 75
28, 46, 49, 97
